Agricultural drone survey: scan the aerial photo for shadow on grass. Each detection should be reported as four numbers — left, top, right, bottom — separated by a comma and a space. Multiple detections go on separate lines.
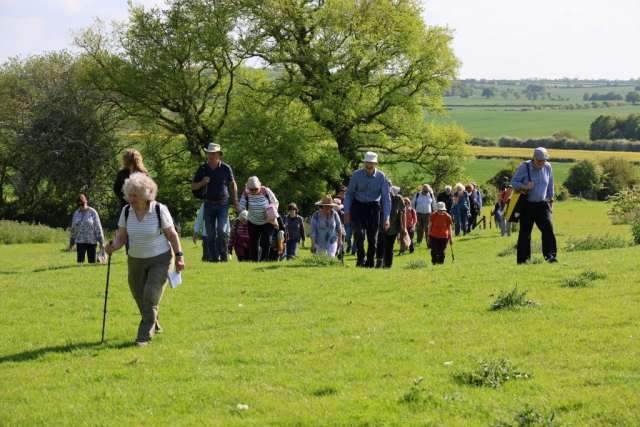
32, 263, 112, 273
0, 340, 135, 364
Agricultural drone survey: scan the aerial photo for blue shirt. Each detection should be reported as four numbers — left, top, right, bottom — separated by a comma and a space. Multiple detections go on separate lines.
511, 160, 554, 202
344, 168, 391, 220
193, 160, 235, 201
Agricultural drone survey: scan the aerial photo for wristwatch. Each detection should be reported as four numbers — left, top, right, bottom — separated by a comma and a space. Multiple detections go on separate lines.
175, 251, 184, 257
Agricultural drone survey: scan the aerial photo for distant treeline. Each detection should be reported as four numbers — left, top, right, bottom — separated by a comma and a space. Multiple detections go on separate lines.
499, 135, 640, 152
583, 92, 623, 101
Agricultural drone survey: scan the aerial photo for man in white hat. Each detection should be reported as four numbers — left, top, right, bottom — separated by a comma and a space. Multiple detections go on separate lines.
511, 147, 557, 264
343, 151, 391, 268
191, 143, 239, 262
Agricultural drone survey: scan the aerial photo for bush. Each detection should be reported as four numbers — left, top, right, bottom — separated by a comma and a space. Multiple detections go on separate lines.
597, 157, 639, 199
491, 286, 538, 310
405, 258, 428, 269
563, 160, 603, 197
453, 357, 532, 388
562, 269, 606, 288
554, 183, 570, 201
631, 213, 640, 245
564, 233, 632, 252
0, 220, 67, 244
467, 137, 495, 146
486, 159, 522, 190
606, 185, 640, 223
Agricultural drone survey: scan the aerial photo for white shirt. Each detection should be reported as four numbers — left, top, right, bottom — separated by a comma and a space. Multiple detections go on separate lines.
118, 201, 172, 258
411, 191, 436, 214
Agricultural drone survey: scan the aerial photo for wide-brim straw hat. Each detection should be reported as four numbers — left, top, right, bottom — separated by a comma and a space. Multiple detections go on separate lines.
315, 195, 339, 207
204, 143, 224, 155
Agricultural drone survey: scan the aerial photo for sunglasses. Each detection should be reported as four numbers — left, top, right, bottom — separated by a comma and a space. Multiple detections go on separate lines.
249, 188, 259, 192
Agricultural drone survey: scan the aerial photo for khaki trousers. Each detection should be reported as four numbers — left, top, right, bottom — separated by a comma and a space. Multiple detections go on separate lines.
127, 250, 173, 342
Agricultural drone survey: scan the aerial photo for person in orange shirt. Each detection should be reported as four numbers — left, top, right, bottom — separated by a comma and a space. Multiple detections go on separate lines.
427, 202, 453, 265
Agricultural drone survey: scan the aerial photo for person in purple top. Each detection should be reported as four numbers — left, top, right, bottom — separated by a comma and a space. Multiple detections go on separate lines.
191, 143, 239, 262
511, 147, 557, 264
343, 151, 391, 268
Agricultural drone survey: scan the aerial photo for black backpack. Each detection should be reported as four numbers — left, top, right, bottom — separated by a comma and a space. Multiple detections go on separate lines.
191, 163, 208, 200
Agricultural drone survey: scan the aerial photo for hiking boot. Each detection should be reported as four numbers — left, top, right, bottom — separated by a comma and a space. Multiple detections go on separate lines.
155, 323, 163, 334
547, 256, 558, 263
135, 339, 151, 347
345, 243, 351, 253
375, 259, 383, 269
398, 250, 405, 256
220, 254, 228, 262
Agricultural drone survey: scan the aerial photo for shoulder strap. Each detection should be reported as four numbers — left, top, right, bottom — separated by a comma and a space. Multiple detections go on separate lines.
124, 205, 130, 223
526, 161, 532, 181
155, 203, 162, 230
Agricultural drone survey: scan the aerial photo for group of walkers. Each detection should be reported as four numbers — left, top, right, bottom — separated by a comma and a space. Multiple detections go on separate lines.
69, 144, 557, 346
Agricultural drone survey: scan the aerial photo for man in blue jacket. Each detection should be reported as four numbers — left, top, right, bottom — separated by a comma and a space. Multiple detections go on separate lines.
344, 152, 391, 268
511, 147, 557, 264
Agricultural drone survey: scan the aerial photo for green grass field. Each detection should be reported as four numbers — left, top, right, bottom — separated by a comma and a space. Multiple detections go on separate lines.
430, 106, 640, 141
1, 200, 639, 425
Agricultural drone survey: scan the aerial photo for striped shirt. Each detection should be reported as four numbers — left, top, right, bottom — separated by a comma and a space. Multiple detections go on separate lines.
118, 201, 173, 258
239, 187, 278, 225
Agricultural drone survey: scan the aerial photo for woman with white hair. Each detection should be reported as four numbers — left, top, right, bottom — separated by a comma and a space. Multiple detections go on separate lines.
451, 183, 470, 237
106, 173, 185, 347
238, 176, 279, 262
228, 210, 251, 261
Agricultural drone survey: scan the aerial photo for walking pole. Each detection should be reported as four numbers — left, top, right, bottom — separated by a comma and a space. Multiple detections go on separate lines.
449, 235, 455, 263
101, 240, 113, 344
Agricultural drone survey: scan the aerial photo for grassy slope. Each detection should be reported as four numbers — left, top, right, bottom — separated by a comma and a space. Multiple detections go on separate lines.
1, 200, 639, 425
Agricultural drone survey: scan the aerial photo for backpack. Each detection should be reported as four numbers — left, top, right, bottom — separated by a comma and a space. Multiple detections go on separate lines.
191, 163, 208, 200
503, 162, 531, 223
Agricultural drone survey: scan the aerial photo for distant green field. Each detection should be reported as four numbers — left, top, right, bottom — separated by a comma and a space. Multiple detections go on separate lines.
444, 83, 636, 106
429, 105, 640, 141
464, 158, 571, 184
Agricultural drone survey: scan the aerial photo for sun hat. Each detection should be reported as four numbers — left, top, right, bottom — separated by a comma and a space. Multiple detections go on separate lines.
332, 198, 344, 211
436, 202, 447, 211
315, 195, 339, 207
204, 143, 224, 155
533, 147, 549, 161
363, 151, 378, 163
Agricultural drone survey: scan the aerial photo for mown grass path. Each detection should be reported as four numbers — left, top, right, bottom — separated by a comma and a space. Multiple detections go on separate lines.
1, 201, 638, 425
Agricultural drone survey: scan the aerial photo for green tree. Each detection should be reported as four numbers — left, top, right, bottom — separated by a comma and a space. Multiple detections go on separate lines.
598, 157, 640, 199
4, 52, 119, 226
563, 159, 604, 198
241, 0, 469, 179
625, 91, 640, 104
75, 0, 247, 157
481, 87, 496, 99
590, 114, 620, 140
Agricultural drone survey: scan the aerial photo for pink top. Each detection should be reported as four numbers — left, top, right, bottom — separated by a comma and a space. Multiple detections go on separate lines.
406, 208, 418, 228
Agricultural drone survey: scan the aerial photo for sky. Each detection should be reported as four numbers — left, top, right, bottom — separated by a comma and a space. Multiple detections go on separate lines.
0, 0, 638, 80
